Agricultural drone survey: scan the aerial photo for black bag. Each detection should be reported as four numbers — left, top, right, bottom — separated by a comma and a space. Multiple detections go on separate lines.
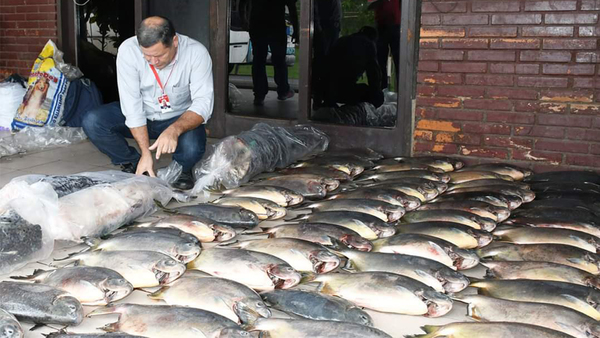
60, 77, 103, 127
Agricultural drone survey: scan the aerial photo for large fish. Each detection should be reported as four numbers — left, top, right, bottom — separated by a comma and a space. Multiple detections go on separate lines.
255, 174, 340, 196
149, 271, 270, 324
291, 156, 374, 177
277, 167, 352, 181
494, 226, 600, 253
0, 308, 22, 338
448, 170, 514, 183
187, 248, 301, 291
408, 322, 575, 338
372, 163, 446, 173
212, 197, 286, 221
510, 208, 599, 226
357, 177, 448, 195
390, 156, 465, 171
328, 187, 421, 210
372, 233, 480, 270
397, 222, 493, 249
260, 290, 372, 325
292, 211, 396, 240
455, 294, 599, 338
56, 250, 185, 288
531, 182, 600, 195
166, 204, 259, 229
505, 217, 600, 239
362, 181, 438, 202
313, 272, 453, 317
431, 191, 522, 210
45, 333, 145, 337
535, 191, 600, 204
417, 201, 510, 223
87, 304, 250, 338
356, 170, 450, 183
448, 178, 531, 191
230, 238, 341, 274
458, 163, 533, 181
248, 318, 391, 338
524, 170, 600, 184
477, 242, 600, 274
299, 199, 405, 222
0, 281, 83, 326
470, 278, 600, 320
341, 250, 469, 293
262, 223, 373, 251
219, 185, 304, 207
446, 185, 534, 203
402, 210, 496, 232
482, 260, 600, 289
11, 267, 133, 306
133, 214, 236, 242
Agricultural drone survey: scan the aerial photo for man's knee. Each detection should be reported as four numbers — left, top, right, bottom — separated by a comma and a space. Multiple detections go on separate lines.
81, 106, 104, 136
178, 126, 206, 159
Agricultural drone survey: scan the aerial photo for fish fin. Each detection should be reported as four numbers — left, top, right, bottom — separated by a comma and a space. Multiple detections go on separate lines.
414, 269, 431, 279
420, 325, 441, 335
317, 282, 336, 295
10, 268, 49, 281
87, 304, 120, 318
147, 287, 166, 299
53, 250, 85, 262
284, 213, 310, 222
81, 236, 102, 248
29, 323, 46, 331
99, 322, 120, 333
241, 228, 267, 235
217, 240, 240, 247
300, 272, 317, 285
566, 257, 586, 265
154, 199, 172, 212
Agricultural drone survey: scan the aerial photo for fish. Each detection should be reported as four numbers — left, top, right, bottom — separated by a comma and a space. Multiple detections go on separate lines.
262, 223, 374, 252
402, 210, 497, 232
299, 199, 405, 222
328, 188, 421, 210
149, 271, 270, 324
357, 177, 448, 195
455, 294, 600, 338
87, 304, 250, 338
417, 201, 510, 223
510, 208, 599, 226
10, 267, 133, 306
446, 185, 534, 203
0, 281, 83, 326
431, 191, 522, 210
372, 163, 446, 173
44, 332, 145, 337
505, 217, 600, 239
448, 170, 514, 183
341, 250, 470, 293
230, 238, 341, 274
362, 181, 438, 202
408, 322, 576, 338
56, 250, 185, 288
470, 278, 600, 320
212, 197, 286, 220
166, 203, 259, 229
477, 242, 600, 274
531, 182, 600, 194
291, 156, 374, 177
0, 214, 45, 276
525, 171, 600, 184
397, 222, 493, 249
255, 174, 340, 195
277, 167, 352, 181
458, 163, 533, 181
355, 170, 450, 183
132, 214, 236, 242
187, 247, 301, 291
18, 174, 108, 197
248, 318, 392, 338
535, 191, 600, 204
260, 290, 372, 325
447, 178, 531, 191
0, 308, 22, 338
518, 199, 600, 216
390, 156, 465, 171
493, 226, 600, 253
313, 272, 453, 317
482, 260, 600, 289
291, 211, 396, 240
84, 231, 201, 263
372, 233, 480, 270
220, 185, 304, 207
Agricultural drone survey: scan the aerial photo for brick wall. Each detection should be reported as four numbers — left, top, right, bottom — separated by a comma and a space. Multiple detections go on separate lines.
415, 0, 600, 172
0, 0, 58, 77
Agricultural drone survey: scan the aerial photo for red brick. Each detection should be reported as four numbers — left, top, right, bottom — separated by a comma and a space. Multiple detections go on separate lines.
536, 140, 589, 153
422, 2, 467, 13
466, 74, 514, 86
524, 1, 577, 11
513, 150, 563, 164
566, 129, 600, 142
522, 26, 574, 37
16, 21, 39, 29
591, 144, 600, 155
460, 146, 509, 159
540, 89, 594, 102
442, 39, 489, 49
2, 13, 25, 21
597, 92, 600, 103
487, 112, 536, 124
417, 85, 437, 96
515, 125, 565, 138
1, 44, 28, 52
421, 27, 465, 38
517, 76, 569, 88
464, 99, 513, 111
25, 12, 54, 20
491, 38, 541, 49
420, 39, 439, 49
455, 133, 482, 146
537, 114, 593, 127
416, 107, 437, 119
487, 87, 539, 100
573, 78, 598, 89
490, 63, 516, 74
517, 64, 541, 74
566, 155, 600, 167
462, 123, 512, 135
16, 5, 39, 13
582, 0, 600, 10
578, 27, 600, 37
484, 136, 534, 149
37, 5, 56, 12
576, 52, 600, 63
542, 64, 596, 75
1, 21, 17, 28
415, 130, 434, 142
417, 97, 462, 108
571, 103, 600, 115
418, 73, 463, 85
420, 50, 464, 61
545, 14, 598, 24
443, 15, 489, 25
421, 15, 442, 26
520, 51, 572, 62
492, 14, 542, 25
544, 39, 597, 50
437, 86, 486, 98
472, 2, 521, 12
414, 141, 434, 153
418, 61, 439, 72
416, 119, 462, 132
432, 143, 460, 154
468, 50, 516, 61
38, 21, 56, 29
469, 27, 518, 38
440, 62, 487, 73
437, 108, 484, 121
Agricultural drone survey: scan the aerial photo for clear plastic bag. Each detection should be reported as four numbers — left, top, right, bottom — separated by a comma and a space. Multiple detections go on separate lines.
228, 83, 243, 110
312, 102, 397, 127
191, 123, 329, 194
157, 160, 183, 185
0, 126, 87, 158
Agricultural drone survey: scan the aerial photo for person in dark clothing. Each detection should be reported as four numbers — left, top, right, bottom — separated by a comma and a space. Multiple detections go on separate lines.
322, 26, 384, 109
312, 0, 342, 110
249, 0, 299, 106
371, 0, 401, 90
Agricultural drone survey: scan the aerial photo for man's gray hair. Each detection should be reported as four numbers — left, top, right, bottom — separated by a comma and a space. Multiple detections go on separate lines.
136, 16, 176, 48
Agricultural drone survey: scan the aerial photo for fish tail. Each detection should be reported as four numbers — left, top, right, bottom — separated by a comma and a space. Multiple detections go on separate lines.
154, 200, 175, 213
300, 272, 317, 284
147, 287, 166, 300
10, 268, 48, 281
53, 250, 85, 262
87, 304, 120, 318
98, 322, 120, 333
82, 236, 102, 248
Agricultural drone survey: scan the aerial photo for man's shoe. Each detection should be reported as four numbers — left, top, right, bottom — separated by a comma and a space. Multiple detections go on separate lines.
120, 163, 136, 174
172, 171, 195, 190
253, 97, 264, 106
277, 89, 295, 101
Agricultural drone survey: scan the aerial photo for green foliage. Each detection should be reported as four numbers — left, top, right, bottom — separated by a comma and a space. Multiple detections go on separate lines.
340, 0, 375, 36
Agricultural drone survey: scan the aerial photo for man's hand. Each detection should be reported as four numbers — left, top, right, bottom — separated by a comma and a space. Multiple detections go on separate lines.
136, 153, 156, 177
149, 126, 179, 160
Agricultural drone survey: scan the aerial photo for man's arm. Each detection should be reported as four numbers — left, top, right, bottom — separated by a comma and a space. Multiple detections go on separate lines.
130, 126, 155, 177
148, 111, 205, 160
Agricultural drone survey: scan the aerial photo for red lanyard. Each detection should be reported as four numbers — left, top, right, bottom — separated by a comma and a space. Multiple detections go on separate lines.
149, 63, 176, 94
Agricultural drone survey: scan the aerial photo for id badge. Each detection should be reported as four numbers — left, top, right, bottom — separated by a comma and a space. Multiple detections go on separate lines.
158, 94, 173, 114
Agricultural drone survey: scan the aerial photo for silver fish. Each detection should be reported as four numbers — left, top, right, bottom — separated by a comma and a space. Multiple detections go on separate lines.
249, 318, 391, 338
397, 222, 493, 249
402, 209, 497, 232
494, 225, 600, 253
417, 200, 510, 222
221, 185, 304, 207
362, 181, 438, 202
262, 223, 374, 252
134, 214, 236, 242
448, 170, 514, 183
329, 187, 421, 210
373, 163, 446, 173
0, 308, 22, 338
446, 185, 534, 203
448, 178, 531, 191
255, 174, 339, 196
432, 191, 522, 210
45, 332, 145, 338
292, 156, 373, 177
300, 199, 405, 222
409, 322, 574, 338
356, 170, 450, 183
167, 204, 259, 229
458, 163, 533, 181
386, 156, 464, 171
358, 177, 449, 194
212, 197, 286, 220
292, 211, 396, 240
505, 217, 600, 238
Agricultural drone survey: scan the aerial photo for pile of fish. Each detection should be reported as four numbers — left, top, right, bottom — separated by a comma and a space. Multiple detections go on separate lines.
3, 148, 600, 337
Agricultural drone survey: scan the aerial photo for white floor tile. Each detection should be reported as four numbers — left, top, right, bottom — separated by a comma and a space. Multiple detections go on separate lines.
0, 154, 60, 170
24, 160, 104, 176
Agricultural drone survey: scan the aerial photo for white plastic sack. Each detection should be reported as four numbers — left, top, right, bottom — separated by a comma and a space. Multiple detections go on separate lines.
0, 82, 26, 131
0, 126, 87, 159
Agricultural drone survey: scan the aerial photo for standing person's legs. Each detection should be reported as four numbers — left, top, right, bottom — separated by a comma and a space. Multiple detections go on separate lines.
376, 24, 391, 89
250, 35, 269, 104
270, 33, 292, 99
390, 24, 401, 90
81, 101, 141, 168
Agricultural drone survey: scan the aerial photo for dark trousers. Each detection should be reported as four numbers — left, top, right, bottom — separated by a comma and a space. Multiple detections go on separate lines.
312, 23, 340, 106
81, 102, 206, 172
250, 33, 290, 99
376, 24, 400, 90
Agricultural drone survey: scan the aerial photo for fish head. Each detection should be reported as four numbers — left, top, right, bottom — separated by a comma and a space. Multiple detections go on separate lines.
308, 250, 341, 274
52, 295, 83, 325
346, 307, 373, 327
401, 197, 421, 211
153, 258, 185, 284
586, 291, 600, 312
234, 300, 272, 324
340, 234, 373, 252
434, 183, 449, 194
240, 209, 260, 225
493, 208, 511, 222
374, 224, 396, 238
506, 195, 523, 210
269, 206, 287, 220
449, 248, 480, 270
417, 289, 453, 318
307, 182, 327, 198
211, 223, 237, 242
173, 242, 201, 263
218, 327, 252, 338
385, 207, 405, 223
349, 165, 365, 177
581, 322, 600, 338
266, 265, 301, 289
101, 277, 134, 303
467, 229, 493, 248
585, 276, 600, 289
285, 192, 304, 206
322, 178, 340, 192
435, 270, 470, 294
472, 216, 496, 232
436, 173, 451, 183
